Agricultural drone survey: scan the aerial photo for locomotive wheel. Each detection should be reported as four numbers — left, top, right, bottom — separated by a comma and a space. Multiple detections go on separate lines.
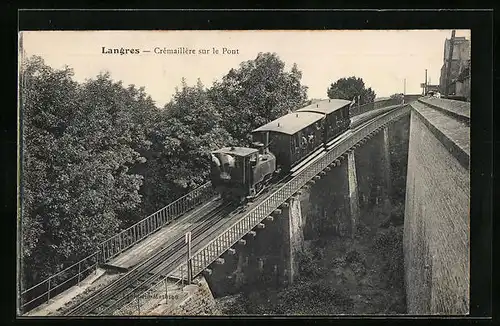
255, 182, 263, 194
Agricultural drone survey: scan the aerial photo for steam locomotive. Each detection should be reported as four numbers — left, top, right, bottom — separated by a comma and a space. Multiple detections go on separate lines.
210, 99, 353, 201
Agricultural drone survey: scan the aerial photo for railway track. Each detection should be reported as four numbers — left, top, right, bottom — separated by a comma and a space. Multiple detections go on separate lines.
90, 176, 294, 315
64, 106, 403, 316
64, 201, 236, 316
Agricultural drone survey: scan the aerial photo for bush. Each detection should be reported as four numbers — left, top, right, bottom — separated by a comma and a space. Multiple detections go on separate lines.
373, 226, 404, 288
297, 247, 325, 279
345, 249, 366, 266
356, 222, 371, 237
276, 280, 353, 314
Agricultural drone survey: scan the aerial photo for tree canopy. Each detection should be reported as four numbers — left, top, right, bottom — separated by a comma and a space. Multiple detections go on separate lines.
20, 52, 309, 290
389, 93, 404, 101
327, 76, 376, 105
21, 57, 150, 284
209, 52, 308, 144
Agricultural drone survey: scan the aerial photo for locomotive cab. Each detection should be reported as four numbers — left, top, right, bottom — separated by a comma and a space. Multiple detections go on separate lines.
210, 146, 276, 201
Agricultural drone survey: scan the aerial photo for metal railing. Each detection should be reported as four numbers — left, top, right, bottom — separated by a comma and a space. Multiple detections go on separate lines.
116, 264, 190, 315
350, 98, 403, 117
20, 252, 100, 313
404, 94, 422, 103
99, 182, 216, 262
188, 105, 410, 277
121, 105, 411, 315
20, 181, 216, 313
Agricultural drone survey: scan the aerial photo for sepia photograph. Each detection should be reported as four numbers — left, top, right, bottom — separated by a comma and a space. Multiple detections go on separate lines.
18, 29, 471, 317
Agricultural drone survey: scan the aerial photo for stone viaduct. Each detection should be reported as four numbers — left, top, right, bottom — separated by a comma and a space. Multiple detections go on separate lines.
146, 96, 470, 316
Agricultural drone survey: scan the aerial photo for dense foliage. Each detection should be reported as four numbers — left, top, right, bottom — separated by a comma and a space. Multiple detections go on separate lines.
327, 76, 376, 105
373, 226, 405, 290
21, 58, 151, 285
209, 53, 308, 144
20, 52, 308, 288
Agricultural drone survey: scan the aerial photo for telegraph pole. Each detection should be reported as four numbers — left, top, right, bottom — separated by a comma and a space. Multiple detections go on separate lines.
185, 232, 192, 284
424, 69, 428, 95
403, 78, 406, 104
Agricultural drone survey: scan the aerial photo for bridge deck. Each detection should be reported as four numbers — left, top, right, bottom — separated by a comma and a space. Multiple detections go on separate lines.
108, 106, 401, 272
351, 104, 401, 126
105, 176, 289, 272
105, 198, 222, 271
410, 100, 469, 169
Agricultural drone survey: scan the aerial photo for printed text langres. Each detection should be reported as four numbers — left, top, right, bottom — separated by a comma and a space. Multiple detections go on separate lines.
101, 47, 240, 55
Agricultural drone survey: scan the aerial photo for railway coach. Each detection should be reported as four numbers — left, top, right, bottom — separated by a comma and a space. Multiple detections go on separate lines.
296, 98, 352, 145
209, 98, 353, 202
251, 111, 325, 173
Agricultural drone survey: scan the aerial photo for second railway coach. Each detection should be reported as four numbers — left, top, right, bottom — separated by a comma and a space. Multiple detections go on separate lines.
251, 111, 326, 173
296, 98, 352, 145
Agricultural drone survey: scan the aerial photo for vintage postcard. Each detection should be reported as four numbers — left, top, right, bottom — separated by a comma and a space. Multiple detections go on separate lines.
18, 29, 471, 317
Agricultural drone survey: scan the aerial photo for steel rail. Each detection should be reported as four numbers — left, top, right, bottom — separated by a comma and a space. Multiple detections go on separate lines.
118, 105, 411, 315
176, 105, 410, 281
101, 175, 295, 315
22, 97, 397, 313
64, 202, 234, 316
21, 181, 216, 313
109, 175, 294, 315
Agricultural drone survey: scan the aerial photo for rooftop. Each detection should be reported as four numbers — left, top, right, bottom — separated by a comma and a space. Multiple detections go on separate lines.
211, 146, 259, 157
297, 98, 351, 115
252, 111, 324, 135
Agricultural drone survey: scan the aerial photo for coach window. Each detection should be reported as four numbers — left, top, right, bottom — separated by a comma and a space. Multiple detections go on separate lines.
291, 135, 298, 155
315, 121, 321, 130
250, 153, 258, 166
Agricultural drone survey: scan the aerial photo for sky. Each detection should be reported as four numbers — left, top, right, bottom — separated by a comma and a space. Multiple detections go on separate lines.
21, 30, 470, 108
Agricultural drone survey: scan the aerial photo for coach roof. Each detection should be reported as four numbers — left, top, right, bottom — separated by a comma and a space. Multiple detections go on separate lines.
297, 98, 352, 115
252, 111, 324, 135
212, 147, 259, 157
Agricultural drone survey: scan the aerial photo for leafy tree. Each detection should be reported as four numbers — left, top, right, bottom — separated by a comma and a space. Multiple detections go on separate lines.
21, 56, 81, 284
390, 93, 404, 103
209, 53, 308, 144
139, 79, 233, 213
21, 56, 149, 286
20, 52, 310, 291
327, 76, 376, 105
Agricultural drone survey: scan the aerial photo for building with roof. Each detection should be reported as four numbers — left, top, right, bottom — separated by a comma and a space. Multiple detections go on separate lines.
439, 36, 471, 98
454, 60, 471, 102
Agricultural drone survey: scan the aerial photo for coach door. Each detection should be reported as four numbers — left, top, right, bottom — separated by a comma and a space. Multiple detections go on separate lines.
291, 133, 300, 166
298, 130, 309, 161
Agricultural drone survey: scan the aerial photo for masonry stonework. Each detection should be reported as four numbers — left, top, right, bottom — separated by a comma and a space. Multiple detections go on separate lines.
148, 276, 221, 315
305, 158, 351, 239
354, 129, 392, 227
404, 109, 469, 315
204, 197, 305, 297
347, 151, 360, 237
